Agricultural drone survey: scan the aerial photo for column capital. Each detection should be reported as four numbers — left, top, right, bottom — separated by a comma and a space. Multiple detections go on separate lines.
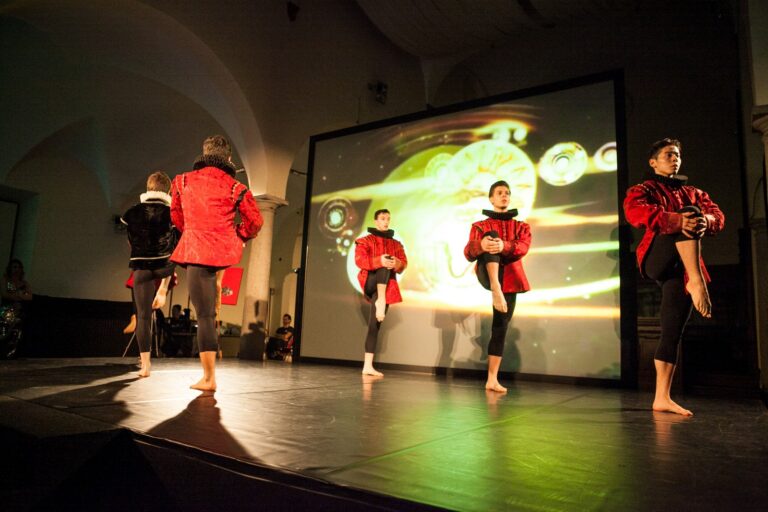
254, 193, 289, 212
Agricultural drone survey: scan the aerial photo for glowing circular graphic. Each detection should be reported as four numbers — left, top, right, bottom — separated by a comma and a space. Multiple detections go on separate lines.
318, 197, 358, 240
538, 142, 588, 186
593, 141, 618, 171
449, 139, 537, 220
335, 228, 356, 257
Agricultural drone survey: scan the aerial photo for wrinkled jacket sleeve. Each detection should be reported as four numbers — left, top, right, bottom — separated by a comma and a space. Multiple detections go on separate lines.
696, 189, 725, 236
170, 176, 184, 233
623, 184, 682, 235
235, 188, 263, 241
393, 241, 408, 274
501, 221, 531, 262
355, 238, 379, 271
464, 224, 484, 262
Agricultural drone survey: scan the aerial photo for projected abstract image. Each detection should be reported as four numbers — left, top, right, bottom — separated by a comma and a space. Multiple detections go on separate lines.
302, 79, 621, 379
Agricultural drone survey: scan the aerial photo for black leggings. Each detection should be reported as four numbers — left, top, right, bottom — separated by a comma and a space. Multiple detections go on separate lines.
476, 250, 517, 357
188, 265, 220, 353
364, 267, 390, 353
133, 264, 175, 353
643, 206, 702, 363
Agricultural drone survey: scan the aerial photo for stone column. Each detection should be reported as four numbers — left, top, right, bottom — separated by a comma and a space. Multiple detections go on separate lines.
751, 113, 768, 390
238, 194, 288, 359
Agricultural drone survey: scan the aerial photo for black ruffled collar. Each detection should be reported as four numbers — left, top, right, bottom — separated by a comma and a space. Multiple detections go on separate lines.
193, 154, 237, 177
483, 209, 518, 220
367, 227, 394, 238
650, 173, 688, 188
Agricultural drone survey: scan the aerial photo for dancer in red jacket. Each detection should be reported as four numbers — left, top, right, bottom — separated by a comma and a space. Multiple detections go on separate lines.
464, 180, 531, 393
624, 138, 724, 416
171, 135, 263, 391
354, 209, 407, 376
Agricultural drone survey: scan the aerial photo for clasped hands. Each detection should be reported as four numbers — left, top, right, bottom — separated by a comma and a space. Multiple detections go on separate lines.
481, 236, 505, 254
680, 212, 707, 239
380, 254, 399, 269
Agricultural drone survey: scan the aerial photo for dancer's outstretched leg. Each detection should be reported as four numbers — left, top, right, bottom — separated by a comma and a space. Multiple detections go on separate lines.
478, 251, 506, 314
124, 314, 137, 334
368, 267, 390, 322
375, 282, 387, 322
676, 238, 711, 318
486, 260, 507, 314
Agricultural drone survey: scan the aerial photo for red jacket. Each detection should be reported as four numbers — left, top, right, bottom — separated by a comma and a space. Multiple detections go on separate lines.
623, 176, 724, 280
464, 214, 531, 293
170, 167, 263, 268
354, 230, 408, 305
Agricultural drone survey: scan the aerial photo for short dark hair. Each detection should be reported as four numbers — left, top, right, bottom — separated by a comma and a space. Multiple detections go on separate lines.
648, 138, 681, 160
283, 313, 292, 320
488, 180, 510, 197
202, 135, 232, 159
374, 209, 390, 220
172, 304, 182, 311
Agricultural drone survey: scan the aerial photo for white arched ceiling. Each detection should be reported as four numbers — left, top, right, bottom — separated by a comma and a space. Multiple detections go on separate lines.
356, 0, 638, 103
0, 0, 267, 192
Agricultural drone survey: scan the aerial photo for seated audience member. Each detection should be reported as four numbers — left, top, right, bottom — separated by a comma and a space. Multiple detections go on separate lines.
1, 259, 32, 310
266, 313, 294, 360
1, 259, 32, 358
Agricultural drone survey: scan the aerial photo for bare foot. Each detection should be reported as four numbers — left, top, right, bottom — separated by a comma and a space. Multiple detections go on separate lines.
362, 366, 384, 377
652, 398, 693, 416
190, 377, 217, 392
137, 364, 151, 378
375, 297, 386, 322
123, 314, 137, 334
491, 289, 507, 313
485, 381, 507, 393
685, 279, 711, 318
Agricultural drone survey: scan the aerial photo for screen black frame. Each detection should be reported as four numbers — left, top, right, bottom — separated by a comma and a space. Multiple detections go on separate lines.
294, 70, 636, 388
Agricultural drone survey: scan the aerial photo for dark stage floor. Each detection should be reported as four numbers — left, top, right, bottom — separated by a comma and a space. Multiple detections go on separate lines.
0, 358, 766, 511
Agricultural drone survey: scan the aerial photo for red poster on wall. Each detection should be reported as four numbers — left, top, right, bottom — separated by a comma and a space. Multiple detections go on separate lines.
220, 267, 244, 305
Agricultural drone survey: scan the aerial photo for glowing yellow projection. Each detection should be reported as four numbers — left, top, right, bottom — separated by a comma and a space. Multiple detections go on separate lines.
314, 126, 619, 314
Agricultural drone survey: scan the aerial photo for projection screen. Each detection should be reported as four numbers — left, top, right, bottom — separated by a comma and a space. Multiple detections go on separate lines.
299, 75, 624, 379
